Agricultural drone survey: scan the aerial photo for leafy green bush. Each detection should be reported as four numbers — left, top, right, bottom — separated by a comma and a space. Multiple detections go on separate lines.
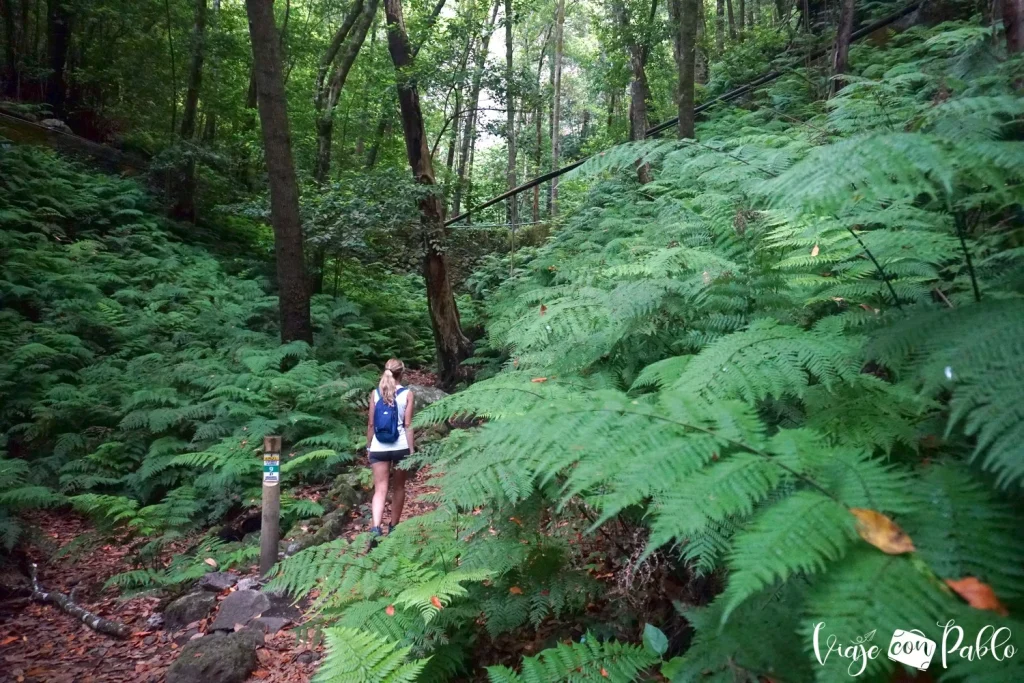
286, 19, 1024, 682
0, 144, 431, 556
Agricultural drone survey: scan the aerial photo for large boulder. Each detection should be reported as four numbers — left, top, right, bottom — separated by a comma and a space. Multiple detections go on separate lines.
407, 384, 449, 406
208, 589, 270, 632
284, 507, 351, 556
39, 118, 73, 134
262, 591, 302, 622
165, 628, 263, 683
164, 592, 217, 631
324, 471, 365, 511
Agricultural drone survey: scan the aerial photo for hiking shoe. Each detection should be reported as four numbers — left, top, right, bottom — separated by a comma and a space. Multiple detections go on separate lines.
388, 523, 397, 535
368, 526, 383, 549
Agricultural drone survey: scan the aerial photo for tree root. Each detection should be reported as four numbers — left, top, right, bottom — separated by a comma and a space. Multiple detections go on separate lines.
29, 563, 131, 639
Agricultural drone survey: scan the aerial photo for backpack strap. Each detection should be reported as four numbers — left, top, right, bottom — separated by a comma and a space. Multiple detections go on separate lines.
396, 387, 407, 397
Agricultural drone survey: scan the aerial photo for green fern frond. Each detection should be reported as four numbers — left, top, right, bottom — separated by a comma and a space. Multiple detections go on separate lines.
487, 636, 658, 683
313, 627, 429, 683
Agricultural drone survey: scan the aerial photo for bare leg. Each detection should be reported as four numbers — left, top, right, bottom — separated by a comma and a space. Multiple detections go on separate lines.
371, 461, 390, 528
390, 467, 408, 525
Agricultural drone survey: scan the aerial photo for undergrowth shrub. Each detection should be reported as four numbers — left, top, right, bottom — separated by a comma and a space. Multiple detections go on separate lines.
277, 18, 1024, 683
0, 144, 431, 563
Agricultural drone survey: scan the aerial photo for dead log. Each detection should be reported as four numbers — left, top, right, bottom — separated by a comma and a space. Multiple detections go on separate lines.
29, 563, 131, 639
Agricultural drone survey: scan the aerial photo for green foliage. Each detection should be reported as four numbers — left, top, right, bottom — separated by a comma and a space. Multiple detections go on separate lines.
315, 627, 430, 683
271, 505, 598, 680
0, 145, 429, 550
4, 10, 1024, 683
486, 637, 659, 683
417, 19, 1024, 682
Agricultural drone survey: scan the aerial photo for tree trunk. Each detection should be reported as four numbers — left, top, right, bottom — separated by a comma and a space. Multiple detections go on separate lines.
172, 0, 208, 222
716, 0, 724, 52
202, 111, 216, 142
245, 0, 313, 345
738, 0, 745, 37
315, 0, 363, 102
505, 0, 518, 228
669, 0, 698, 139
533, 24, 550, 223
180, 0, 207, 140
546, 48, 553, 216
201, 0, 222, 145
2, 0, 19, 96
445, 96, 460, 173
313, 0, 377, 184
313, 0, 363, 181
830, 0, 854, 96
533, 103, 542, 222
45, 0, 71, 116
444, 17, 474, 198
365, 100, 392, 168
383, 0, 471, 389
453, 0, 499, 218
1004, 0, 1023, 53
726, 0, 737, 40
246, 66, 258, 108
550, 0, 565, 215
696, 0, 708, 83
615, 0, 654, 184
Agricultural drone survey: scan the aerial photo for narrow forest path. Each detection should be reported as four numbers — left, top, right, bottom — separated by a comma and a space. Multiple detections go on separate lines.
0, 469, 439, 683
0, 372, 443, 683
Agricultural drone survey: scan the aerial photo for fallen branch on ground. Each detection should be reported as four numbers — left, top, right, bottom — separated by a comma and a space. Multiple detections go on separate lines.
29, 563, 132, 639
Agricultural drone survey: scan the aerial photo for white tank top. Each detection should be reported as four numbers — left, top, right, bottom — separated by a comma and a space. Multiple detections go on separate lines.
369, 386, 410, 452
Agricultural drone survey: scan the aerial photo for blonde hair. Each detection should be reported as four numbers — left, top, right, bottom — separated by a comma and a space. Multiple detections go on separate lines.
378, 358, 405, 405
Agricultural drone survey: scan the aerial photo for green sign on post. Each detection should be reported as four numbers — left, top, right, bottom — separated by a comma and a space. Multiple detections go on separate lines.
263, 453, 280, 484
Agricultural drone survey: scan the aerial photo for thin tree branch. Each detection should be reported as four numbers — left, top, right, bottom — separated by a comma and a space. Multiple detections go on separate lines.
30, 564, 131, 639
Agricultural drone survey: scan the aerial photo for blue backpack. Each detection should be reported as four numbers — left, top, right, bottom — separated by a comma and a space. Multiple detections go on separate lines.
373, 387, 407, 444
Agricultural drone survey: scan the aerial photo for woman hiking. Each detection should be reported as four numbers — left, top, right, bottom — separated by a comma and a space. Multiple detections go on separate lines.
365, 358, 414, 545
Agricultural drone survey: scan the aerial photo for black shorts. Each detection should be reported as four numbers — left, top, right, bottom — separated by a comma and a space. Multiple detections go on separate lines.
368, 448, 410, 465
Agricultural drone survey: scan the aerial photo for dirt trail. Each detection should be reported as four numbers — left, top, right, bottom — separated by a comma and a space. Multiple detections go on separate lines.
0, 466, 438, 683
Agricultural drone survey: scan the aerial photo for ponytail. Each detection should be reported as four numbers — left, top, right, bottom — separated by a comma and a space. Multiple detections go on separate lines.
378, 358, 405, 405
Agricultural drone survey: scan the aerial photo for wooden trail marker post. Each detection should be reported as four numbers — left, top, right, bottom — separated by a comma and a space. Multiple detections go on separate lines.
260, 435, 282, 577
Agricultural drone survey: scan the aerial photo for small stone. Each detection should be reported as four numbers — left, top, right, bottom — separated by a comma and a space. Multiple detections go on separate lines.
233, 625, 265, 649
143, 636, 157, 646
236, 577, 260, 592
198, 572, 239, 592
173, 628, 201, 646
262, 592, 302, 623
252, 617, 291, 634
296, 650, 320, 664
208, 589, 270, 632
164, 592, 217, 631
146, 613, 165, 629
